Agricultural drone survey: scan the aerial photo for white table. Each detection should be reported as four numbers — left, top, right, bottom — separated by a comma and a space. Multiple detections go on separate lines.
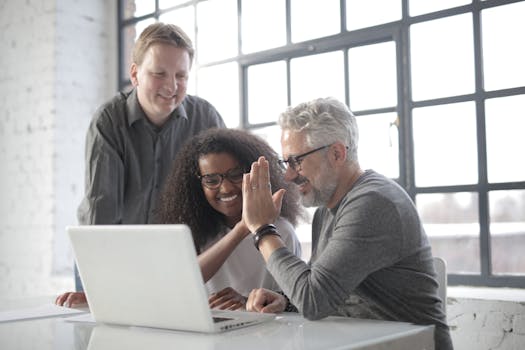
0, 297, 434, 350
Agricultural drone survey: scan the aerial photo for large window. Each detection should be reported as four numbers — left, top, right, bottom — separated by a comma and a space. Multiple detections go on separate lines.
118, 0, 525, 288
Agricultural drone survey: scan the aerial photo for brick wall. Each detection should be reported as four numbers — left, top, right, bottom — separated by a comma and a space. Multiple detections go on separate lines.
0, 0, 116, 298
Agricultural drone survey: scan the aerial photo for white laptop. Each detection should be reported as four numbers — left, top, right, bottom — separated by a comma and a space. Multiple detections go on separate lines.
67, 224, 275, 333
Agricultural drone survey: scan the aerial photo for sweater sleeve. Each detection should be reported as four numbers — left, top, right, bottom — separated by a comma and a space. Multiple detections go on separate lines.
267, 192, 403, 320
274, 217, 302, 258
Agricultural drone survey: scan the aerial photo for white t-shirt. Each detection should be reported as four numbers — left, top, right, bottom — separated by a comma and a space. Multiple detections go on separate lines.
204, 216, 301, 296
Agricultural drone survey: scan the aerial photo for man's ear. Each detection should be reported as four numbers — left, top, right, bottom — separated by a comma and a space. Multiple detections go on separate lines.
331, 142, 348, 165
130, 63, 139, 87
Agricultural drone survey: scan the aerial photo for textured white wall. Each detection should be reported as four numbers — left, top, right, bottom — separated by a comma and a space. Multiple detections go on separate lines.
0, 0, 116, 298
448, 294, 525, 349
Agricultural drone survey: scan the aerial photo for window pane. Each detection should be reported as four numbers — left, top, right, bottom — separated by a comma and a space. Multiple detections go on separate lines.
417, 192, 480, 274
247, 61, 288, 125
290, 51, 345, 106
346, 0, 401, 31
490, 190, 525, 275
159, 6, 195, 46
159, 0, 188, 9
410, 14, 475, 101
121, 19, 156, 82
481, 2, 525, 91
413, 102, 478, 187
197, 0, 238, 63
356, 113, 399, 179
485, 95, 525, 183
291, 0, 340, 43
251, 125, 282, 156
348, 42, 397, 111
122, 0, 155, 19
197, 63, 239, 128
242, 0, 286, 53
409, 0, 471, 16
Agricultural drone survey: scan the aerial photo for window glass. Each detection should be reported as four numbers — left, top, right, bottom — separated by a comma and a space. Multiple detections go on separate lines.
159, 6, 196, 46
290, 51, 345, 106
247, 61, 288, 125
159, 0, 189, 9
242, 0, 286, 53
417, 192, 480, 273
122, 0, 155, 19
197, 63, 239, 128
291, 0, 340, 43
410, 14, 475, 101
186, 69, 197, 96
121, 19, 156, 82
356, 113, 399, 179
409, 0, 471, 16
485, 94, 525, 183
346, 0, 401, 31
348, 41, 397, 111
490, 190, 525, 275
413, 102, 478, 187
197, 0, 238, 63
251, 125, 283, 155
481, 2, 525, 91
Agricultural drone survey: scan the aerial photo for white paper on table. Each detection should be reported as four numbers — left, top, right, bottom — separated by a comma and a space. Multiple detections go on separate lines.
0, 304, 88, 323
63, 313, 95, 323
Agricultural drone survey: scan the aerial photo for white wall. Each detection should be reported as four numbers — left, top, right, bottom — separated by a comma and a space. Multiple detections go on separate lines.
448, 289, 525, 349
0, 0, 117, 299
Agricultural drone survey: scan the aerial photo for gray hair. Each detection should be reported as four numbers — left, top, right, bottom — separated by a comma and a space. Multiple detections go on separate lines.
278, 97, 359, 162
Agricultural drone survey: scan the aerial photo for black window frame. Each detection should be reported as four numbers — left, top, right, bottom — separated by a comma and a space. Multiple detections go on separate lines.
117, 0, 525, 288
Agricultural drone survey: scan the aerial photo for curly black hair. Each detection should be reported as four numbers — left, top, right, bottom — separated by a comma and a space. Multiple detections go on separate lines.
155, 128, 303, 253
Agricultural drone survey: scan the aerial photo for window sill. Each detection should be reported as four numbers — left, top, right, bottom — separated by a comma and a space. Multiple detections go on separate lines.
448, 286, 525, 303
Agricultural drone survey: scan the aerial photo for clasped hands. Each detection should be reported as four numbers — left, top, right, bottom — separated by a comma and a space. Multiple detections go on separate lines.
208, 286, 289, 314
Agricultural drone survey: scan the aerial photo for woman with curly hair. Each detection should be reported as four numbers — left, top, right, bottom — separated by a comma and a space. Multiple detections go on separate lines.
155, 128, 303, 310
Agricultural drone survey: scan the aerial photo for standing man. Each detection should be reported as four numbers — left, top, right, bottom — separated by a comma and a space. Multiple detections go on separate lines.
242, 97, 453, 350
57, 23, 225, 306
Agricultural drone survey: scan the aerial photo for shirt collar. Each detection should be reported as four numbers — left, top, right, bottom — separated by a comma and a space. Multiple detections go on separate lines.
126, 88, 189, 127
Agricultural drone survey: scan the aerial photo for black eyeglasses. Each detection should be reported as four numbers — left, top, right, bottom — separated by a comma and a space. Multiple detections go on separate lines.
278, 144, 332, 172
198, 167, 245, 189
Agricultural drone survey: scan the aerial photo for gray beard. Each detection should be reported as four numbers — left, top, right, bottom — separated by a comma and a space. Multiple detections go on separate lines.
300, 178, 337, 207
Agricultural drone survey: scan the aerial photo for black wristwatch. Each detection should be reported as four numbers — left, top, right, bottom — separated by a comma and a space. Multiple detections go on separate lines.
277, 291, 298, 313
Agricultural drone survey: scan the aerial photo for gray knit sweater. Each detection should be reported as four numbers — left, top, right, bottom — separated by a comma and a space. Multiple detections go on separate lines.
267, 170, 453, 350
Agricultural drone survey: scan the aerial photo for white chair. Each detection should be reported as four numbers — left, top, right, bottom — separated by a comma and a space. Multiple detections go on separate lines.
433, 257, 447, 315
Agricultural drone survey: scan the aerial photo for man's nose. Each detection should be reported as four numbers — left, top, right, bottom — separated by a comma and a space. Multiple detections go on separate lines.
283, 166, 298, 182
166, 75, 178, 93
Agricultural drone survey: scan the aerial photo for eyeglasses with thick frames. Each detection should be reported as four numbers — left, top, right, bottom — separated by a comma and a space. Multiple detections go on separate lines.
278, 144, 332, 172
198, 167, 245, 190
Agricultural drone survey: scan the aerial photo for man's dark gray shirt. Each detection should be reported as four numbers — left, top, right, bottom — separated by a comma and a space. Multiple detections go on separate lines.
77, 89, 225, 225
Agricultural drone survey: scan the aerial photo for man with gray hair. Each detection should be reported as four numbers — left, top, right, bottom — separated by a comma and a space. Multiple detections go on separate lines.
242, 97, 453, 350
